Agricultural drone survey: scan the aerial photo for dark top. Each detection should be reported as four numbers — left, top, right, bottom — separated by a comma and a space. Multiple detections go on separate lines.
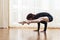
33, 12, 53, 22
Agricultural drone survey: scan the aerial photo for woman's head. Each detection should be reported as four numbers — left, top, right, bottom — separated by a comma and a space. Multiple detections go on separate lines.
26, 13, 35, 20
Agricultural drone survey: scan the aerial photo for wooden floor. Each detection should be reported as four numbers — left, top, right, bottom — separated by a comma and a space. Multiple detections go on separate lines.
0, 29, 60, 40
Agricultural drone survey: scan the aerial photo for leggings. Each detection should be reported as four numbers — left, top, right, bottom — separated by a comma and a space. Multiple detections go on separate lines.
37, 22, 47, 31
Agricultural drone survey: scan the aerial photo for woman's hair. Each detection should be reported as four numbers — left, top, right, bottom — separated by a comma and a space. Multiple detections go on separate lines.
26, 13, 34, 20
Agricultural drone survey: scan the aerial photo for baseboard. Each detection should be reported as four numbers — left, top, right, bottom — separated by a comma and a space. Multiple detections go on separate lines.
0, 26, 59, 29
8, 26, 60, 29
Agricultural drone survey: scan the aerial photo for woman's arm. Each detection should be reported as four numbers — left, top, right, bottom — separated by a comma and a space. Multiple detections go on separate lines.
19, 16, 49, 25
19, 18, 43, 25
28, 18, 43, 23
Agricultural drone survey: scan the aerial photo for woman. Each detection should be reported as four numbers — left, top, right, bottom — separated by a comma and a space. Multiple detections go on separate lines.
19, 12, 53, 32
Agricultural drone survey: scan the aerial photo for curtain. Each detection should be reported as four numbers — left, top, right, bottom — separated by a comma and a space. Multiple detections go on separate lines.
9, 0, 60, 27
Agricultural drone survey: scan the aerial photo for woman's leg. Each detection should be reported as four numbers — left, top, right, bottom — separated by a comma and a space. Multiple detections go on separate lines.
44, 22, 47, 31
37, 22, 40, 31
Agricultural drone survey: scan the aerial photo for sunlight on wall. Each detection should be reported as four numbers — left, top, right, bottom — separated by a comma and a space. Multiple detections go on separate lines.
0, 0, 8, 28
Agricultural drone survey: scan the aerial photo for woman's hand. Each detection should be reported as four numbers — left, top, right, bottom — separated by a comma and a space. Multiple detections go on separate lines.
25, 20, 31, 25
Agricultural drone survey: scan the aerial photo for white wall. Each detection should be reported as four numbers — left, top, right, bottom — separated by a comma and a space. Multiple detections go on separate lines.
0, 0, 9, 28
9, 0, 60, 28
48, 0, 60, 27
9, 0, 50, 27
0, 0, 60, 28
